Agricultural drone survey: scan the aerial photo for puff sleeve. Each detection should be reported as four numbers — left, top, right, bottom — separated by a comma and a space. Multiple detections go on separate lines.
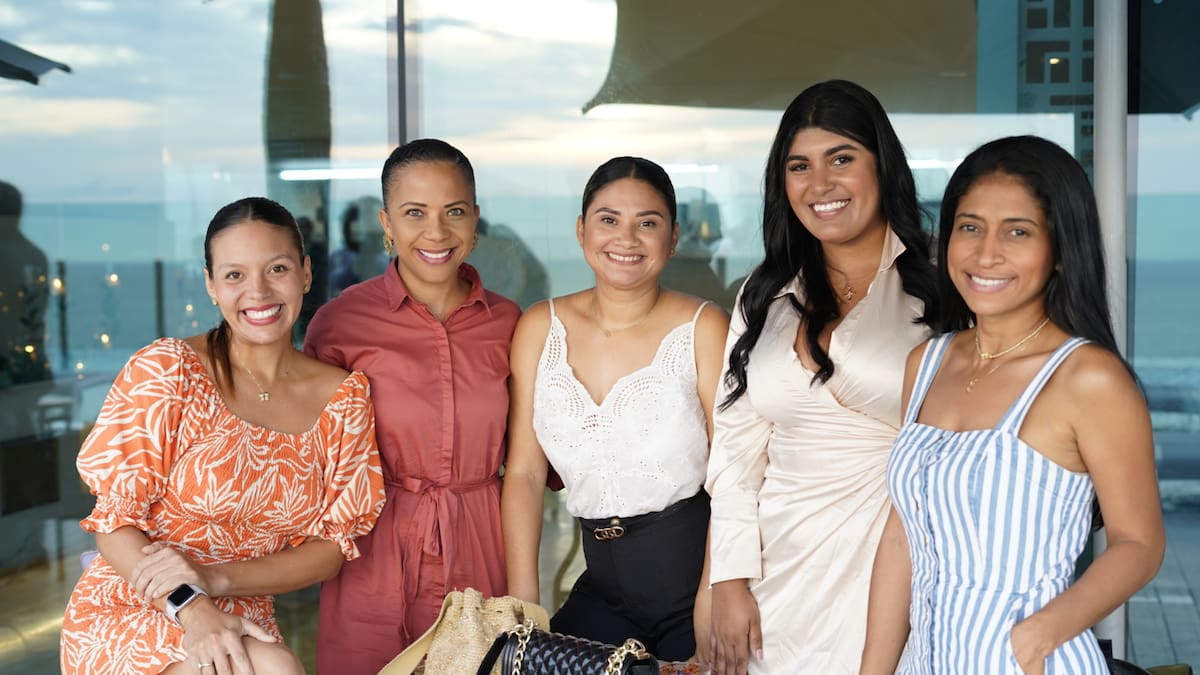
705, 282, 775, 584
77, 339, 191, 535
298, 371, 384, 560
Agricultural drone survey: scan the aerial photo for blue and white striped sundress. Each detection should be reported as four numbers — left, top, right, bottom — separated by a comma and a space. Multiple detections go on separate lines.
887, 333, 1108, 674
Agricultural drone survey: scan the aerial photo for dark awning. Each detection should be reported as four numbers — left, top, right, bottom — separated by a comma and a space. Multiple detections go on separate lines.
583, 0, 977, 115
0, 38, 71, 85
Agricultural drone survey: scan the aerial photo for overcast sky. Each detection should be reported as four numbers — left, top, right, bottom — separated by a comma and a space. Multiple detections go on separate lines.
0, 0, 1196, 260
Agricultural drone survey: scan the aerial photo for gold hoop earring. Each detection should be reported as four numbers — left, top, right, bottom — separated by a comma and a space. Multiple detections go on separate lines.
383, 234, 394, 253
473, 231, 480, 246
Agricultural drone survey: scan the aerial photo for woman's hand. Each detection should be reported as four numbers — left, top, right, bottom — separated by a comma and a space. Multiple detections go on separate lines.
132, 542, 213, 602
1009, 618, 1048, 675
180, 598, 276, 675
690, 585, 713, 666
709, 579, 762, 675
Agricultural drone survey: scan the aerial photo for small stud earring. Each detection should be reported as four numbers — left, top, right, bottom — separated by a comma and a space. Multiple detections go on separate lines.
210, 297, 217, 306
473, 231, 480, 246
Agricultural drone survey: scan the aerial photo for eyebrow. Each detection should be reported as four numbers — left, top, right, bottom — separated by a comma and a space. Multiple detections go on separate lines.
396, 200, 472, 209
955, 211, 1042, 225
594, 206, 666, 218
215, 254, 293, 270
786, 143, 858, 162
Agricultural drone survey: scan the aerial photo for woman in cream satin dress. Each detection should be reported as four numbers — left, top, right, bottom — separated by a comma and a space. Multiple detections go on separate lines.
705, 80, 938, 674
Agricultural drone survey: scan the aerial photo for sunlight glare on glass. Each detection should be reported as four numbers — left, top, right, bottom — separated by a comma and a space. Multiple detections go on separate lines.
280, 168, 378, 181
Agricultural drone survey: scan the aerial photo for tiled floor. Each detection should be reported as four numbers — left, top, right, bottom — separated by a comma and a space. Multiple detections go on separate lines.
1, 495, 1196, 674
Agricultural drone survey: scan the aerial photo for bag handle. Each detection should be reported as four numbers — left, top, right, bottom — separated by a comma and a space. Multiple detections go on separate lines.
474, 619, 655, 675
474, 632, 509, 675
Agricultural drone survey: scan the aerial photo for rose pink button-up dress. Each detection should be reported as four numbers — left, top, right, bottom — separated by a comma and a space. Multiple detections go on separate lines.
304, 262, 520, 675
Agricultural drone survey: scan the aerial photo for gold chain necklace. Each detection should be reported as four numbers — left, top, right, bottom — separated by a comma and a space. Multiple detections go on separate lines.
235, 348, 277, 402
826, 266, 856, 302
966, 316, 1051, 393
591, 289, 659, 337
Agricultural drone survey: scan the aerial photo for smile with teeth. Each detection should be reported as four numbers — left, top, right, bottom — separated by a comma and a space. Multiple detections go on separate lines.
969, 274, 1013, 288
418, 249, 452, 260
244, 305, 282, 320
606, 252, 644, 263
812, 199, 849, 214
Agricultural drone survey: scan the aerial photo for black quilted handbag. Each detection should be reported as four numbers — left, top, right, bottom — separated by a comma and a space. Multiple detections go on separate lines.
475, 618, 659, 675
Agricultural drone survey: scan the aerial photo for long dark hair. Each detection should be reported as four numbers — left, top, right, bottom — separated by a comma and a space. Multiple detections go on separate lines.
204, 197, 304, 393
940, 136, 1133, 530
581, 156, 678, 222
721, 80, 938, 409
937, 135, 1125, 363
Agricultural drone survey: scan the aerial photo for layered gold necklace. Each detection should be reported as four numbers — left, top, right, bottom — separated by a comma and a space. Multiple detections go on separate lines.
965, 316, 1051, 393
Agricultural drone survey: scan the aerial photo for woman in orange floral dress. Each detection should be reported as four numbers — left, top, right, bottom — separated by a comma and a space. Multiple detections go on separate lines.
59, 197, 385, 675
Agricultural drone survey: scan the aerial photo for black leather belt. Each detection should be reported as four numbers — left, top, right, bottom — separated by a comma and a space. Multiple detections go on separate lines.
579, 490, 708, 541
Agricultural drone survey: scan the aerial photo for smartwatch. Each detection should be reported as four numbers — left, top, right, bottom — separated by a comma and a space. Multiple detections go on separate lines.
164, 583, 207, 625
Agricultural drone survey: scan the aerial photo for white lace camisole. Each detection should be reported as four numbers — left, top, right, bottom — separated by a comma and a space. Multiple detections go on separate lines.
532, 299, 711, 519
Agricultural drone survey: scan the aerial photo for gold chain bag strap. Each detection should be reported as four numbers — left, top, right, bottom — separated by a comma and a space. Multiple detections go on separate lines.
476, 618, 659, 675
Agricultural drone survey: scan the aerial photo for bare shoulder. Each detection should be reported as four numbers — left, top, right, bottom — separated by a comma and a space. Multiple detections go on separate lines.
1056, 342, 1142, 404
906, 336, 937, 372
548, 290, 593, 320
513, 298, 553, 337
693, 299, 731, 342
662, 289, 730, 325
295, 351, 351, 383
510, 298, 557, 364
181, 334, 210, 360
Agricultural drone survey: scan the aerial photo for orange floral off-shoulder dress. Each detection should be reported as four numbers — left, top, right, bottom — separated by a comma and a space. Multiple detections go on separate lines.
59, 338, 385, 674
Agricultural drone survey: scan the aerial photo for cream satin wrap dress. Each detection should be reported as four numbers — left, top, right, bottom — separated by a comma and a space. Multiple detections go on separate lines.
706, 231, 930, 673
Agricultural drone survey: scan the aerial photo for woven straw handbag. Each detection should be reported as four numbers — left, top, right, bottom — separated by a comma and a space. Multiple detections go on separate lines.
377, 588, 550, 675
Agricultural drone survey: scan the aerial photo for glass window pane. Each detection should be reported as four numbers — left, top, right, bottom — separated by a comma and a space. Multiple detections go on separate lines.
0, 2, 391, 671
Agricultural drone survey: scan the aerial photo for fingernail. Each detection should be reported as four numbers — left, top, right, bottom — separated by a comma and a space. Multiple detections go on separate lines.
755, 649, 764, 660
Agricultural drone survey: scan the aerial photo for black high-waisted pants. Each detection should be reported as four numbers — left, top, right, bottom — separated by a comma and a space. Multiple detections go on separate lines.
549, 490, 709, 661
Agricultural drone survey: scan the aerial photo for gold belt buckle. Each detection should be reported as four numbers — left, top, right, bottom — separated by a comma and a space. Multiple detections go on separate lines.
592, 518, 625, 540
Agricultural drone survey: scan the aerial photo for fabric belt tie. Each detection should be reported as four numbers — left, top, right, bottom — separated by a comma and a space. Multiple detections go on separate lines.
384, 474, 499, 558
383, 473, 499, 645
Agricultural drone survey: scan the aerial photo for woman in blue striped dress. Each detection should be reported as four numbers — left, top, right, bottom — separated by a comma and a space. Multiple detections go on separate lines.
860, 136, 1165, 675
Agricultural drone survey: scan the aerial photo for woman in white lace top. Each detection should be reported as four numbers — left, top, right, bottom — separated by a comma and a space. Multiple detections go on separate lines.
502, 156, 729, 663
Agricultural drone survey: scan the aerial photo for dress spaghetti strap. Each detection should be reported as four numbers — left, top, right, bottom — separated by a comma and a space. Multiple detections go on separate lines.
903, 333, 955, 426
996, 337, 1088, 434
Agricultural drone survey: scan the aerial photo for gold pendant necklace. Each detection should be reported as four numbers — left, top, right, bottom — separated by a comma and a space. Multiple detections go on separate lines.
235, 348, 275, 402
966, 316, 1052, 392
826, 266, 856, 302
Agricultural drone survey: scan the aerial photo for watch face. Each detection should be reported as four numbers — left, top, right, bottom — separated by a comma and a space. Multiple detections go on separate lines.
167, 584, 195, 606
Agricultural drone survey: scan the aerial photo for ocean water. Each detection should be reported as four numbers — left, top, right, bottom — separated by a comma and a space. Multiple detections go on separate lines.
9, 200, 1200, 428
